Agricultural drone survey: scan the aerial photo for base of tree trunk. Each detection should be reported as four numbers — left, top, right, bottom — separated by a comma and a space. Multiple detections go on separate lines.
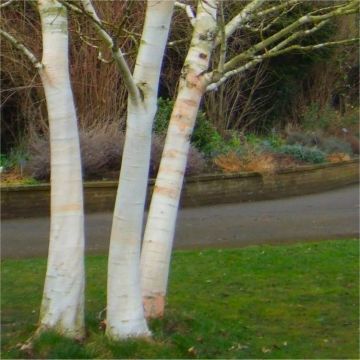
143, 294, 165, 319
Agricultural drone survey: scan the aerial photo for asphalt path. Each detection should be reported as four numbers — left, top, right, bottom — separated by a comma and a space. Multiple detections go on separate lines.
2, 185, 359, 259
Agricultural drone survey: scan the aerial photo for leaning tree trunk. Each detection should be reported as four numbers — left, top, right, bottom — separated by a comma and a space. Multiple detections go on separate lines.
106, 0, 174, 339
37, 0, 85, 338
140, 0, 218, 319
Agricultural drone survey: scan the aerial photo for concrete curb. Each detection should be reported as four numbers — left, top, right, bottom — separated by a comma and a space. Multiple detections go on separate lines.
1, 159, 358, 219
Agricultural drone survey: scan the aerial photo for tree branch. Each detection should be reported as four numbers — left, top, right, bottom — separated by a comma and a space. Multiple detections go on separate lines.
206, 37, 358, 92
221, 0, 358, 75
243, 1, 301, 33
0, 29, 42, 70
60, 0, 140, 103
268, 19, 330, 54
206, 58, 262, 92
175, 1, 196, 26
0, 0, 16, 9
57, 0, 83, 14
256, 0, 302, 18
217, 1, 226, 74
218, 0, 266, 45
256, 38, 359, 59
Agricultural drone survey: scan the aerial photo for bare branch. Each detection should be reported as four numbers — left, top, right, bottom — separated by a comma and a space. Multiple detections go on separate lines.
206, 58, 262, 92
175, 1, 196, 26
57, 0, 83, 14
221, 0, 358, 75
168, 38, 190, 47
80, 0, 140, 102
220, 0, 303, 45
207, 36, 358, 92
218, 0, 266, 45
59, 0, 140, 103
244, 1, 301, 33
256, 0, 302, 18
256, 38, 359, 59
268, 19, 330, 55
217, 1, 226, 74
0, 0, 16, 9
0, 29, 42, 70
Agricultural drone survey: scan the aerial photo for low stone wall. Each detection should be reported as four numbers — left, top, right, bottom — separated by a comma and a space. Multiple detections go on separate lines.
1, 159, 358, 219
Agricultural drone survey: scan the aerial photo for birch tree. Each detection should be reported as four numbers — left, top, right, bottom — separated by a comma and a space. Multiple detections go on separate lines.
106, 0, 174, 339
60, 0, 175, 339
1, 0, 85, 338
140, 0, 359, 318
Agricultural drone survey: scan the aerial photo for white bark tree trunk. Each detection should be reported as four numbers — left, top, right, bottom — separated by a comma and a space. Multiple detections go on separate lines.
140, 0, 218, 319
37, 0, 85, 339
106, 0, 174, 340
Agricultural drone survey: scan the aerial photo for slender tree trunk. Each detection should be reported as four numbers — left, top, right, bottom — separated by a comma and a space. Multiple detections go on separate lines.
140, 0, 218, 319
37, 0, 85, 338
106, 0, 174, 339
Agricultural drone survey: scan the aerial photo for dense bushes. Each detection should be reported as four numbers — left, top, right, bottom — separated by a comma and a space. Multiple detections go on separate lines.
278, 145, 326, 164
1, 3, 358, 180
2, 2, 358, 152
19, 107, 357, 180
24, 123, 205, 181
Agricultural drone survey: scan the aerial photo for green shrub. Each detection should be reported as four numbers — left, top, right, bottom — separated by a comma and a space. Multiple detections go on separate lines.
0, 154, 9, 169
0, 148, 29, 171
286, 130, 354, 155
301, 104, 359, 135
320, 137, 353, 155
261, 133, 285, 151
279, 144, 326, 164
286, 131, 322, 147
154, 98, 225, 156
153, 97, 174, 133
302, 103, 339, 131
191, 112, 224, 155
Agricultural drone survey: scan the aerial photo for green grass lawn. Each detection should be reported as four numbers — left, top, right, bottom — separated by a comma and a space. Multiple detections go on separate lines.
1, 239, 359, 359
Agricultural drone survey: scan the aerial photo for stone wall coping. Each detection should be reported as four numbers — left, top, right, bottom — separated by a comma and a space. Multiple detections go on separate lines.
1, 158, 358, 192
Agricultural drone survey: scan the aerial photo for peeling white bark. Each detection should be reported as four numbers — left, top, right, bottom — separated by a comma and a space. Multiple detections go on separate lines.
37, 0, 85, 338
140, 0, 218, 319
106, 0, 174, 340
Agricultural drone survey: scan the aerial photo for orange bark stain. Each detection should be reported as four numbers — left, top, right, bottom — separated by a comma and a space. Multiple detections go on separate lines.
53, 203, 81, 212
185, 72, 206, 94
163, 149, 182, 158
153, 185, 178, 199
172, 114, 191, 133
143, 294, 165, 319
181, 98, 198, 107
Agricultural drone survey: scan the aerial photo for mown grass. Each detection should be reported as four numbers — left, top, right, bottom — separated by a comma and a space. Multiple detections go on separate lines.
1, 239, 359, 359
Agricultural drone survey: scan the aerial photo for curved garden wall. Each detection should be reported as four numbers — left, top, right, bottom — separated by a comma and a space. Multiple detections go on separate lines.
1, 159, 358, 219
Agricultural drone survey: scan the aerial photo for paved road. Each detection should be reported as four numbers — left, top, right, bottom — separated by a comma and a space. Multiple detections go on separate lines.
2, 185, 359, 259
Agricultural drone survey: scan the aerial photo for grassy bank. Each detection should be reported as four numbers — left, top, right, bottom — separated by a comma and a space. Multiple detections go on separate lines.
1, 239, 359, 359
